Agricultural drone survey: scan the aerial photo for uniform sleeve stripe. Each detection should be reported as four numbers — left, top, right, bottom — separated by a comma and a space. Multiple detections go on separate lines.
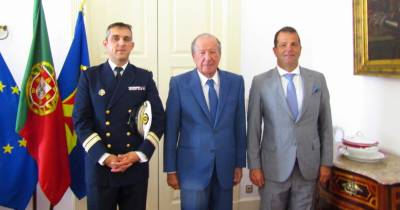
146, 131, 159, 147
82, 133, 101, 152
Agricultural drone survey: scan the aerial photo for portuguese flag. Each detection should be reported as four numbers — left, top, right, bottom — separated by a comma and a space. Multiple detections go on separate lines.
15, 0, 70, 205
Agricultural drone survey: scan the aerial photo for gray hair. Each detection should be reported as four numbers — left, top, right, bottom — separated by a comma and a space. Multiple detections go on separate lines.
191, 33, 221, 55
105, 22, 132, 40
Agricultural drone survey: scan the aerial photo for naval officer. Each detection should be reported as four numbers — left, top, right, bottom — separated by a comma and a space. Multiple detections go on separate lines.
73, 22, 165, 210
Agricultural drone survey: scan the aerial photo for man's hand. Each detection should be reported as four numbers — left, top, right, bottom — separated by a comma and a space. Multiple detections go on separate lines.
250, 168, 265, 188
167, 173, 180, 190
233, 167, 242, 185
104, 154, 119, 170
319, 165, 331, 187
110, 152, 140, 173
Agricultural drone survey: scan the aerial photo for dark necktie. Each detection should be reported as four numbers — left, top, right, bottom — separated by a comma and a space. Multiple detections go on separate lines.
284, 74, 298, 119
206, 79, 218, 124
115, 67, 123, 82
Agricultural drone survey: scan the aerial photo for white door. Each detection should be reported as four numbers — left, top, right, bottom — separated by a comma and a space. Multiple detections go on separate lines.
157, 0, 244, 209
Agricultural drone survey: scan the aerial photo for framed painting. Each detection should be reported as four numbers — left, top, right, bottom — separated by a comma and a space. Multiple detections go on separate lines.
353, 0, 400, 77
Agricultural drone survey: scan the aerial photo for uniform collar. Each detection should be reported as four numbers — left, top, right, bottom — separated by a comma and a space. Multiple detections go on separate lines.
108, 59, 129, 71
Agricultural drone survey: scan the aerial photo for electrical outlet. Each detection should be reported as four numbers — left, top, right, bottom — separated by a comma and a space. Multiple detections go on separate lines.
245, 184, 253, 193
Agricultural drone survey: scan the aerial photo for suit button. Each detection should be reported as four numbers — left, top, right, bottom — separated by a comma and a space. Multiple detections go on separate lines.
106, 132, 111, 137
126, 143, 130, 147
105, 121, 110, 126
105, 110, 111, 114
107, 144, 112, 148
127, 131, 131, 136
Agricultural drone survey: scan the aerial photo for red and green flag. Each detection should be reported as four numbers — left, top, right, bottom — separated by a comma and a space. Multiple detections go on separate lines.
15, 0, 71, 205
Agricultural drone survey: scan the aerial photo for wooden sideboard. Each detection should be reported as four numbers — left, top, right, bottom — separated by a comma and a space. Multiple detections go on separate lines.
318, 150, 400, 210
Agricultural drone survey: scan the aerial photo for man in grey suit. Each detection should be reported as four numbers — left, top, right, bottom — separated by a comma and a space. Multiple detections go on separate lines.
247, 26, 333, 210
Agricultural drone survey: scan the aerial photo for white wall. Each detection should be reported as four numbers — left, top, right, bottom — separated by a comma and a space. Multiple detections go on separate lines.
241, 0, 400, 156
0, 0, 75, 209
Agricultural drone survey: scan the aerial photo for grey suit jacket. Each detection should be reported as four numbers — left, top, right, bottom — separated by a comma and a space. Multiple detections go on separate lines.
247, 67, 333, 182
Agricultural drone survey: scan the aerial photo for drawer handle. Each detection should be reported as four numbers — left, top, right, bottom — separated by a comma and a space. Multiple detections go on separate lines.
342, 181, 363, 196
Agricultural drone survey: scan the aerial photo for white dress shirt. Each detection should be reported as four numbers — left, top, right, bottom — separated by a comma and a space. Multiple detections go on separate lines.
277, 66, 303, 113
197, 70, 220, 110
108, 60, 128, 76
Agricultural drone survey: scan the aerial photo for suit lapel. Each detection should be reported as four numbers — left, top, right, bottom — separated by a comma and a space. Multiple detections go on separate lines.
214, 70, 230, 127
189, 70, 211, 122
271, 69, 295, 120
107, 64, 137, 109
99, 63, 117, 105
297, 68, 313, 122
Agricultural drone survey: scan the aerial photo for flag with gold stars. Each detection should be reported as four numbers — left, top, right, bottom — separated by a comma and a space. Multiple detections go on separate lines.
58, 9, 90, 199
0, 52, 38, 210
15, 0, 70, 205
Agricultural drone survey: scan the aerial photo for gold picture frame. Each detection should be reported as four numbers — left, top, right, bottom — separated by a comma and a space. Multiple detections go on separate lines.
353, 0, 400, 78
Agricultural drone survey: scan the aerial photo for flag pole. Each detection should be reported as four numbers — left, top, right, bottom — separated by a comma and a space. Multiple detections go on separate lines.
33, 189, 37, 210
79, 0, 87, 11
49, 204, 54, 210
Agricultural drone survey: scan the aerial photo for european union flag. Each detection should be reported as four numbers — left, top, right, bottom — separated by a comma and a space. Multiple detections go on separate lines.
0, 52, 38, 210
58, 10, 90, 199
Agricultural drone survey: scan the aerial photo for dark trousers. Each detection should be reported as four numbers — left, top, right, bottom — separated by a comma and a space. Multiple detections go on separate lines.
87, 179, 148, 210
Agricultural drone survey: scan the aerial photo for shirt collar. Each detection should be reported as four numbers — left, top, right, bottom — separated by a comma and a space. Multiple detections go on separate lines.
277, 65, 300, 77
108, 60, 129, 71
197, 69, 220, 87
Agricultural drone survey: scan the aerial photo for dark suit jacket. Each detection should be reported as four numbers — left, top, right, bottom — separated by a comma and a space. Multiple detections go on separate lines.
73, 61, 165, 187
164, 69, 246, 190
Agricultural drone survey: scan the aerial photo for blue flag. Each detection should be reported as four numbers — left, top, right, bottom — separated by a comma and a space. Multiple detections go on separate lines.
0, 52, 38, 210
58, 10, 90, 199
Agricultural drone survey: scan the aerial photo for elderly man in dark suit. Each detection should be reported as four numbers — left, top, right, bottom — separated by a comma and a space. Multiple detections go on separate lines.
73, 22, 164, 210
247, 26, 333, 210
164, 33, 246, 210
